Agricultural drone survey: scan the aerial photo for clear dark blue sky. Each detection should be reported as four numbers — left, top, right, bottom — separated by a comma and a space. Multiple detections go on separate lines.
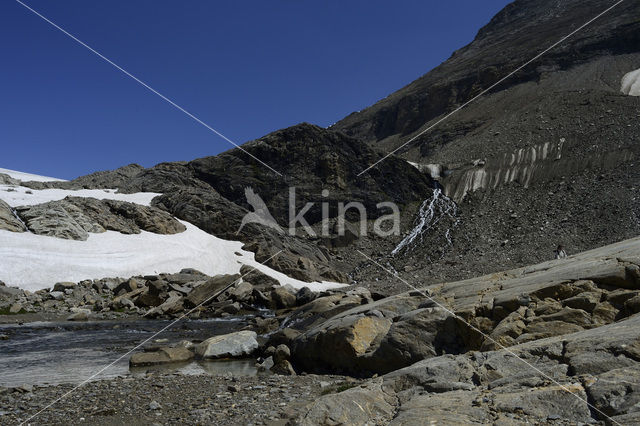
1, 0, 511, 179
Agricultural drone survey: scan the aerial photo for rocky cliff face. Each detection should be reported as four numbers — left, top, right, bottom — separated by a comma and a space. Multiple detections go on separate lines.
325, 0, 640, 288
333, 0, 640, 145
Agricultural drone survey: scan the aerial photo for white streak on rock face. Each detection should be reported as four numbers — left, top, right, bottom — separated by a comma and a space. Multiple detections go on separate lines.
392, 188, 459, 255
407, 161, 443, 179
621, 69, 640, 96
444, 140, 563, 201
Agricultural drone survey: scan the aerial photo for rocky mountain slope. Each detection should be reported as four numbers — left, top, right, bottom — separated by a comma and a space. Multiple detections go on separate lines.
14, 123, 435, 284
327, 0, 640, 288
17, 0, 638, 293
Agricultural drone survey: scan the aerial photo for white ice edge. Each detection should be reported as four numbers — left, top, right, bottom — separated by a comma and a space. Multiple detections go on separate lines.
0, 167, 67, 183
0, 184, 161, 207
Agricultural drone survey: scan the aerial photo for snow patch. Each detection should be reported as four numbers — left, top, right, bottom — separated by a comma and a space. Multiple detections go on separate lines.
621, 69, 640, 96
0, 168, 66, 182
0, 184, 161, 207
0, 177, 345, 292
0, 221, 345, 292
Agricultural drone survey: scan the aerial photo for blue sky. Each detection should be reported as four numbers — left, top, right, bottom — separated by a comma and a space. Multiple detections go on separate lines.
1, 0, 511, 179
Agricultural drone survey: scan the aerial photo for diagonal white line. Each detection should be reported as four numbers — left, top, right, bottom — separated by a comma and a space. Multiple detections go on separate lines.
358, 0, 626, 176
356, 249, 622, 426
18, 250, 284, 426
15, 0, 284, 178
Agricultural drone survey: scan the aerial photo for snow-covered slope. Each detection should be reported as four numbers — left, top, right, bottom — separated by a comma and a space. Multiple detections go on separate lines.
0, 185, 161, 207
0, 171, 345, 292
0, 222, 342, 292
0, 167, 66, 182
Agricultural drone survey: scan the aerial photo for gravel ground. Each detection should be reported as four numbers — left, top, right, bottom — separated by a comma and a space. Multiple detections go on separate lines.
0, 372, 354, 425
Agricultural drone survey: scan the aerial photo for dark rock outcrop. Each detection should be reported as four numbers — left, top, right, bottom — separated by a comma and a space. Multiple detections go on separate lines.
13, 197, 186, 240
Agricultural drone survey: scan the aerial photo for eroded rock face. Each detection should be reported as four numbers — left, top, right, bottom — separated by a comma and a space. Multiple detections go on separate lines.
296, 378, 396, 425
13, 197, 186, 240
296, 314, 640, 425
154, 188, 348, 284
16, 202, 92, 240
291, 237, 640, 376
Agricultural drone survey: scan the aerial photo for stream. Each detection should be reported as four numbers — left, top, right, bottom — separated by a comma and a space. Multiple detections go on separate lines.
0, 318, 258, 388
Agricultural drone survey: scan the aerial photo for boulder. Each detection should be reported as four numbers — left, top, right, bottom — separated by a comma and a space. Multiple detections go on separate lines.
114, 278, 139, 295
185, 274, 240, 308
295, 286, 317, 306
0, 283, 22, 298
271, 359, 296, 376
135, 289, 164, 308
271, 287, 297, 309
66, 310, 89, 321
239, 265, 280, 288
48, 291, 64, 300
145, 292, 184, 317
129, 347, 194, 366
53, 282, 76, 292
292, 314, 392, 374
195, 331, 259, 359
292, 305, 467, 375
9, 303, 23, 314
265, 328, 300, 348
562, 291, 601, 312
229, 282, 253, 302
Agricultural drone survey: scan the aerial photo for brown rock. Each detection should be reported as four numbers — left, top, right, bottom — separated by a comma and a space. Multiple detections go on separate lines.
129, 347, 194, 366
185, 274, 240, 308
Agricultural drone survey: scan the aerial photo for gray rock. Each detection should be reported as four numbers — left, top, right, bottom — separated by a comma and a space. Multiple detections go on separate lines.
185, 274, 240, 308
270, 359, 296, 376
295, 287, 317, 306
297, 379, 395, 425
9, 303, 23, 314
0, 283, 22, 298
53, 282, 76, 292
229, 282, 253, 302
129, 347, 194, 367
0, 199, 25, 233
12, 196, 186, 241
273, 344, 291, 363
271, 287, 296, 309
66, 310, 89, 321
0, 173, 19, 185
195, 331, 258, 359
16, 203, 90, 240
146, 292, 184, 317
